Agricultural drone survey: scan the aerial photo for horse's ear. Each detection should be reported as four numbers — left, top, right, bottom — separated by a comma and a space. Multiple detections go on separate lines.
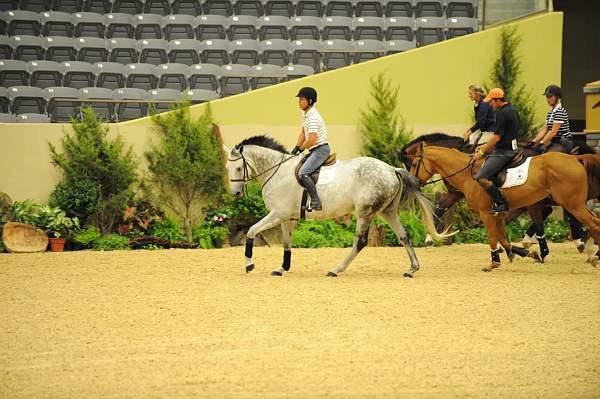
222, 144, 231, 154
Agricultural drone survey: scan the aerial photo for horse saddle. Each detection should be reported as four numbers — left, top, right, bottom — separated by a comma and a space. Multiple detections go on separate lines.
493, 150, 532, 188
294, 153, 338, 185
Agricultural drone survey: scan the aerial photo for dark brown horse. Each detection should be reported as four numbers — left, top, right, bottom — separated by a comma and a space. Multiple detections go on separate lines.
400, 133, 597, 260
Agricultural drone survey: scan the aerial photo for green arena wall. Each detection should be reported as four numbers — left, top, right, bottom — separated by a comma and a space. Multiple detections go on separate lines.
0, 12, 563, 203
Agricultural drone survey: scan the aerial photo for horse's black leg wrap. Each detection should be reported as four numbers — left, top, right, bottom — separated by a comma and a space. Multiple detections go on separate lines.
245, 238, 254, 258
510, 245, 529, 257
282, 250, 291, 271
491, 249, 501, 263
356, 230, 369, 252
536, 235, 549, 258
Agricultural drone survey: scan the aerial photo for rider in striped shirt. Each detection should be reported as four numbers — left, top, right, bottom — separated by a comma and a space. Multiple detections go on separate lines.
531, 85, 573, 152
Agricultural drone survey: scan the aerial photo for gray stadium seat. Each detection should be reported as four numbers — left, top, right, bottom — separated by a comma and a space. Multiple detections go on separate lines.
290, 38, 321, 71
290, 16, 322, 40
0, 113, 17, 122
296, 0, 324, 17
113, 87, 147, 121
220, 64, 251, 96
355, 1, 384, 17
168, 39, 201, 65
44, 36, 77, 62
259, 39, 290, 66
44, 86, 80, 122
73, 12, 104, 37
203, 0, 233, 16
321, 39, 352, 70
61, 60, 96, 88
353, 16, 384, 40
0, 60, 30, 87
199, 39, 230, 66
16, 113, 52, 122
95, 61, 126, 89
415, 16, 445, 46
50, 0, 83, 13
41, 11, 74, 37
106, 13, 135, 38
230, 39, 260, 66
76, 36, 108, 63
323, 16, 353, 40
0, 35, 14, 59
264, 0, 295, 17
8, 86, 46, 114
138, 38, 169, 65
143, 0, 171, 15
446, 0, 476, 18
249, 64, 285, 89
79, 86, 113, 120
133, 13, 163, 39
148, 88, 182, 113
0, 2, 16, 12
228, 15, 258, 40
18, 0, 50, 12
258, 15, 289, 40
325, 0, 353, 17
111, 0, 143, 15
284, 63, 314, 80
28, 60, 64, 88
124, 62, 158, 89
234, 0, 263, 17
164, 14, 196, 40
14, 35, 45, 62
384, 1, 412, 17
446, 16, 477, 38
185, 88, 219, 104
6, 10, 42, 36
414, 0, 443, 17
0, 11, 7, 35
385, 38, 415, 54
171, 0, 202, 16
82, 0, 111, 13
108, 38, 139, 64
352, 39, 384, 63
196, 15, 228, 40
187, 63, 221, 91
0, 87, 9, 113
384, 16, 414, 41
154, 63, 185, 90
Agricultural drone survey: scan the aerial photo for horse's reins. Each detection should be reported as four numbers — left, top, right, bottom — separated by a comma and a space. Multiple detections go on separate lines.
228, 148, 297, 192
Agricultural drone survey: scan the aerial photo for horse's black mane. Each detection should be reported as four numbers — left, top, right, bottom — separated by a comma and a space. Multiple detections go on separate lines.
235, 135, 289, 153
402, 133, 467, 152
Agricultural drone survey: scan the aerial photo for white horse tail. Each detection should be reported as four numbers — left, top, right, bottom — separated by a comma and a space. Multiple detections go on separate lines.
395, 168, 457, 241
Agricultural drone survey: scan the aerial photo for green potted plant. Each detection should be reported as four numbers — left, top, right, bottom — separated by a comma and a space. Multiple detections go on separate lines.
37, 205, 80, 252
210, 226, 229, 248
193, 224, 213, 249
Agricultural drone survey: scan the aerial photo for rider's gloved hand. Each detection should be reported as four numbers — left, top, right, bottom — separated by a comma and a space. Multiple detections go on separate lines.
525, 141, 536, 149
290, 146, 301, 155
532, 144, 545, 154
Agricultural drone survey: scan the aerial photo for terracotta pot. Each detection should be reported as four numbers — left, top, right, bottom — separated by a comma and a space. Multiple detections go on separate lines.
49, 237, 65, 252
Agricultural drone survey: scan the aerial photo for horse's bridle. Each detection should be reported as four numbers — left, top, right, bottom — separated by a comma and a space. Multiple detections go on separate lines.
227, 147, 297, 193
408, 142, 476, 186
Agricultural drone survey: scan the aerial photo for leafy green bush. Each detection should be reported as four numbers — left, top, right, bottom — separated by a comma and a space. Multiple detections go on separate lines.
74, 226, 102, 248
93, 234, 130, 251
49, 176, 101, 223
9, 200, 40, 226
292, 220, 355, 248
454, 226, 488, 244
151, 217, 185, 242
210, 225, 229, 240
544, 218, 569, 242
35, 205, 80, 238
193, 224, 213, 249
222, 182, 268, 231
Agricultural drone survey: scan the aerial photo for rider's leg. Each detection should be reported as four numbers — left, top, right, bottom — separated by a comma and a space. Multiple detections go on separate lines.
298, 145, 330, 211
473, 155, 511, 214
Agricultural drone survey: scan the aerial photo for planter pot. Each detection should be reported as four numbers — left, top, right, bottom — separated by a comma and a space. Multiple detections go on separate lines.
212, 238, 224, 248
49, 237, 65, 252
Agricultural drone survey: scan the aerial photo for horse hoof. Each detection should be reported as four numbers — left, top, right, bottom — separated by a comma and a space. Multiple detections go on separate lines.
403, 271, 414, 278
271, 270, 283, 276
482, 262, 500, 272
577, 243, 585, 253
522, 241, 532, 249
507, 252, 516, 263
326, 272, 338, 277
497, 247, 504, 254
591, 256, 599, 268
425, 240, 434, 248
245, 264, 255, 273
529, 251, 543, 263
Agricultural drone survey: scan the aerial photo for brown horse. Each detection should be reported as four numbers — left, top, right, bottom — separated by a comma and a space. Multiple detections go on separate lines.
404, 144, 600, 271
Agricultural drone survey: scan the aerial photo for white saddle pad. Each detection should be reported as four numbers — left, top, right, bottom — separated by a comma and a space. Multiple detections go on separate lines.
502, 157, 532, 188
316, 160, 340, 185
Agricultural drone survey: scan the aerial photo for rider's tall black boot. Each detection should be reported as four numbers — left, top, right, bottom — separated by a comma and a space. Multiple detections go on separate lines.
485, 185, 509, 214
300, 175, 322, 211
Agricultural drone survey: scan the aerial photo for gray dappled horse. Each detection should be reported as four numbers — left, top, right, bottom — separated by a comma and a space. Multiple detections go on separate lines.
223, 135, 453, 278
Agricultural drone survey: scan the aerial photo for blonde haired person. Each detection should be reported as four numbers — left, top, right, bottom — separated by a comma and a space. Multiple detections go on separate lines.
463, 84, 496, 145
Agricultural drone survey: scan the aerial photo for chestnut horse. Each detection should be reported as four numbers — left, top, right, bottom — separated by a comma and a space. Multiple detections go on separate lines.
404, 144, 600, 271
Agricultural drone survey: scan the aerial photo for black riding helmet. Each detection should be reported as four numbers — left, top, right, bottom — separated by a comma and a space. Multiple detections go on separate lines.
543, 85, 562, 98
296, 87, 317, 105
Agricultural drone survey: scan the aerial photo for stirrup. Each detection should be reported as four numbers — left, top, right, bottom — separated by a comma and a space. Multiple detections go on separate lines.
488, 203, 509, 215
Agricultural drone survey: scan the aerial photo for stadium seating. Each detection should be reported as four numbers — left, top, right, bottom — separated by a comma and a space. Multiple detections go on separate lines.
0, 0, 480, 123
